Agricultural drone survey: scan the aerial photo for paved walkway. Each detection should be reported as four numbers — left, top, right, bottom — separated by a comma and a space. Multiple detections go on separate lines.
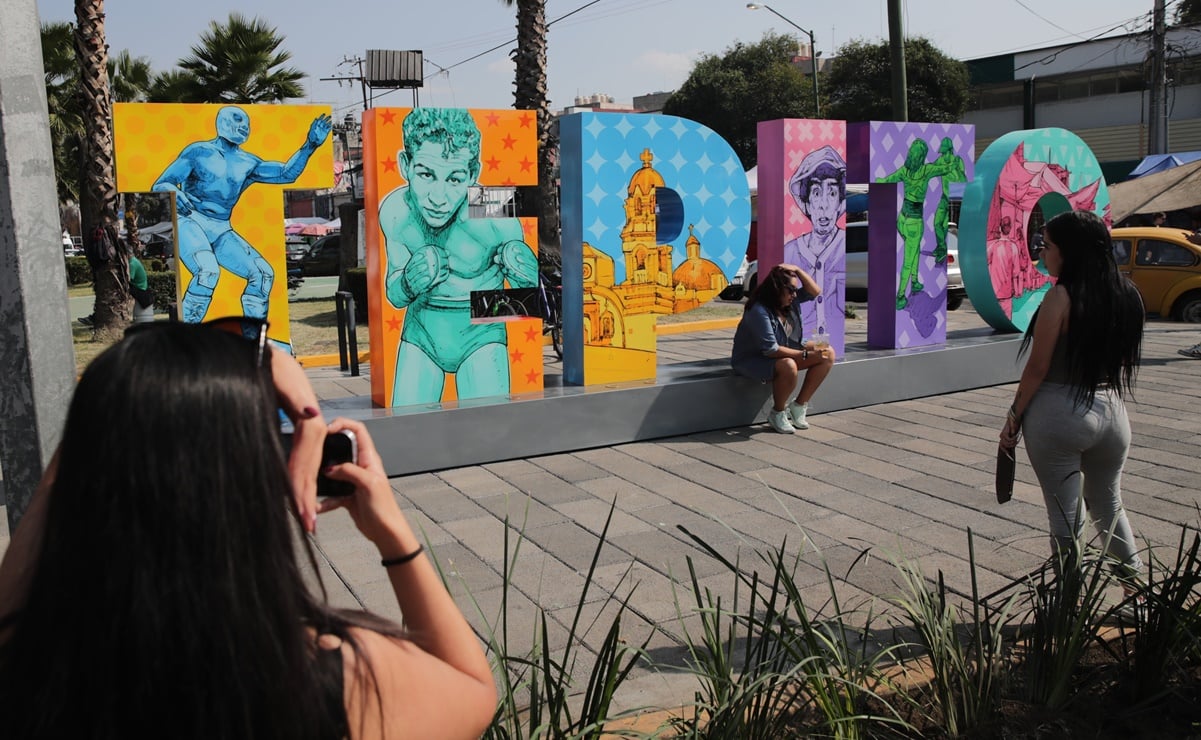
300, 311, 1201, 712
4, 309, 1200, 716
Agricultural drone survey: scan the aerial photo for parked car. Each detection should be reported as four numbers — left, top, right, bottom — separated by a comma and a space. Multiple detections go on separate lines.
285, 236, 310, 264
730, 221, 967, 310
299, 234, 341, 276
1110, 227, 1201, 321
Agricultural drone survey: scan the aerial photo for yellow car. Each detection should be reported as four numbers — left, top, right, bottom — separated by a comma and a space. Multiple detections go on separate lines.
1111, 227, 1201, 321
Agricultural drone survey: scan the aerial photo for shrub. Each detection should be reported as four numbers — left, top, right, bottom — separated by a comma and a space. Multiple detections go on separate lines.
65, 257, 91, 286
344, 267, 368, 324
147, 271, 177, 311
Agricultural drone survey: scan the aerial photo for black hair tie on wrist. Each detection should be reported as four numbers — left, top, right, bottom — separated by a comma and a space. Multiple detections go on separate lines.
381, 545, 424, 567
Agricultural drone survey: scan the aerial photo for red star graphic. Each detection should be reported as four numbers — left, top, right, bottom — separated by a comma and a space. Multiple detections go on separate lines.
525, 368, 541, 384
524, 326, 539, 343
519, 157, 534, 172
386, 315, 401, 332
501, 134, 517, 150
502, 178, 516, 186
510, 348, 525, 364
485, 112, 501, 127
380, 109, 397, 125
519, 113, 534, 128
382, 157, 398, 173
485, 156, 501, 171
522, 220, 536, 237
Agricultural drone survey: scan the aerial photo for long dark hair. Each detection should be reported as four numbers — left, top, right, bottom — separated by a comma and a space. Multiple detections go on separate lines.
746, 265, 796, 315
1023, 210, 1143, 408
0, 324, 388, 738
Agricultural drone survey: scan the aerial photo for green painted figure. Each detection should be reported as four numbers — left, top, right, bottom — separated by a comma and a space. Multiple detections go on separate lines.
932, 137, 966, 264
878, 138, 966, 309
379, 108, 538, 406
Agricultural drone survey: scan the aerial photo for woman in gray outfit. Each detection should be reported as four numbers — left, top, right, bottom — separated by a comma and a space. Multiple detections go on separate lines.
999, 210, 1144, 578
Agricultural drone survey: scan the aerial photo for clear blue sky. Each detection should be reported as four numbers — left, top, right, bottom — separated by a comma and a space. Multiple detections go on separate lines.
36, 0, 1154, 118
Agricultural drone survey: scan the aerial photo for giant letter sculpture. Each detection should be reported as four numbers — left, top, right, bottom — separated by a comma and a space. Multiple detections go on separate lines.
114, 103, 335, 351
959, 128, 1109, 332
758, 120, 849, 356
559, 112, 751, 385
363, 108, 541, 408
849, 122, 974, 349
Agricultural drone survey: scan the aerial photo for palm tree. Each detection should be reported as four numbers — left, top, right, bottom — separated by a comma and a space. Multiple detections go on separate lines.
109, 50, 154, 104
499, 0, 560, 256
42, 22, 85, 206
172, 13, 306, 103
75, 0, 128, 337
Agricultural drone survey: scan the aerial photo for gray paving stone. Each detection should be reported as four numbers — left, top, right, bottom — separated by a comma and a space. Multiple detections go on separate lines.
505, 470, 596, 506
437, 466, 519, 499
552, 498, 657, 538
475, 492, 570, 530
530, 452, 611, 482
575, 477, 671, 510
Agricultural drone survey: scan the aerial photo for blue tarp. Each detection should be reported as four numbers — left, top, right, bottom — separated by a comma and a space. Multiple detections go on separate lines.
1128, 151, 1201, 179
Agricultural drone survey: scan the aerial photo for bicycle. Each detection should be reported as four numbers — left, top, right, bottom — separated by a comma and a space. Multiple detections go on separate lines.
539, 259, 563, 360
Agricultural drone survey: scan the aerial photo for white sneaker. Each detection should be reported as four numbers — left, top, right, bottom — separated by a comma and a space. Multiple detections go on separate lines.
768, 409, 796, 434
789, 402, 810, 430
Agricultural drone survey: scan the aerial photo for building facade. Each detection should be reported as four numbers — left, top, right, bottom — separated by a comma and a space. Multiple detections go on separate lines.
962, 24, 1201, 181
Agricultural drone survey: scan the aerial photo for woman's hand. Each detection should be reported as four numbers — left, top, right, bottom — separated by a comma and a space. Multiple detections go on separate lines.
317, 419, 415, 551
268, 347, 326, 533
999, 413, 1022, 449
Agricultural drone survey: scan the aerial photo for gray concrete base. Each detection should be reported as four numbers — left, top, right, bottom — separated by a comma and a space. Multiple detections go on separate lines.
319, 327, 1025, 477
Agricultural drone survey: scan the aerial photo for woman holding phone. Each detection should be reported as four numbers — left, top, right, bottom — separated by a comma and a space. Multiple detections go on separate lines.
0, 320, 495, 739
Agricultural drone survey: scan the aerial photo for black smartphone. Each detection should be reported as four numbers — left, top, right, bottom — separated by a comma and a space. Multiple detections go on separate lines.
317, 430, 358, 497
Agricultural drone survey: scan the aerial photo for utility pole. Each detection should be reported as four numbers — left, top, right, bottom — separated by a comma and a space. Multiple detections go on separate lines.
321, 56, 369, 111
887, 0, 908, 122
1148, 0, 1169, 154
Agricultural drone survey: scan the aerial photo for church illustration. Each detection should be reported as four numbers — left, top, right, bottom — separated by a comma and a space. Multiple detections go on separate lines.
581, 149, 728, 347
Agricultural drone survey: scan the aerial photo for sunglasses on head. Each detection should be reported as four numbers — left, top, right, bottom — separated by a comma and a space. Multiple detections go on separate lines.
125, 316, 271, 367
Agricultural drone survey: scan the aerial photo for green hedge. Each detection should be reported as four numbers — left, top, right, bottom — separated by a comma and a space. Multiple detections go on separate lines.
65, 257, 91, 286
147, 271, 176, 310
345, 267, 368, 324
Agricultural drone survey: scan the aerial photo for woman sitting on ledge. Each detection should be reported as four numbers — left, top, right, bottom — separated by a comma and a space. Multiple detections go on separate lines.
731, 263, 836, 433
0, 320, 496, 739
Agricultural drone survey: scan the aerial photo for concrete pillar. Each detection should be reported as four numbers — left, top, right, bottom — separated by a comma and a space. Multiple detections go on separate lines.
0, 0, 76, 529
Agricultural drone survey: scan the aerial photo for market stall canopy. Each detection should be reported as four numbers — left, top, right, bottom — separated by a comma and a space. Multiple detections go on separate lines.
1128, 151, 1201, 179
1108, 158, 1201, 223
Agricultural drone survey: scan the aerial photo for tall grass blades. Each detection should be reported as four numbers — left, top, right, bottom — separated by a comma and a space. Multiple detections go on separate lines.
677, 527, 913, 739
439, 499, 651, 740
1103, 528, 1201, 706
890, 529, 1013, 737
1018, 537, 1112, 710
670, 552, 809, 739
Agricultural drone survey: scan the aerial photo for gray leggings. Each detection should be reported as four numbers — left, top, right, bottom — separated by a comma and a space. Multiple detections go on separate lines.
1022, 383, 1142, 575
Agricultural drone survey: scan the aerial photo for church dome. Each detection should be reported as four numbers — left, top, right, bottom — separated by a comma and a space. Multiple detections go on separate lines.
627, 148, 665, 196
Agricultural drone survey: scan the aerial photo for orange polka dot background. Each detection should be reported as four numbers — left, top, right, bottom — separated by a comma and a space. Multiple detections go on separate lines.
114, 103, 335, 346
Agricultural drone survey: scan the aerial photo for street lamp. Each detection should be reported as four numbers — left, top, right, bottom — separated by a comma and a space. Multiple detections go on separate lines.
746, 3, 820, 118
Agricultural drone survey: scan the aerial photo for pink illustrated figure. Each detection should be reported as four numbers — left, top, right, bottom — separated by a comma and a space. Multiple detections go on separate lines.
988, 216, 1026, 318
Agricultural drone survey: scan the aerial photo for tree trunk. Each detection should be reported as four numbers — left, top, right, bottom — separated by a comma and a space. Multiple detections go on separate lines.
512, 0, 560, 259
75, 0, 128, 337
